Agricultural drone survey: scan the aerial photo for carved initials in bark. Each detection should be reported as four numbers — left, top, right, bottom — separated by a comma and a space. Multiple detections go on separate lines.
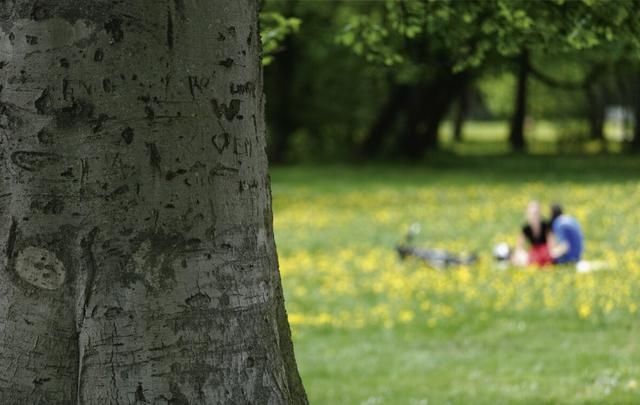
234, 136, 253, 157
34, 88, 53, 114
230, 81, 255, 96
187, 75, 211, 99
145, 142, 162, 170
120, 127, 134, 144
211, 98, 241, 121
210, 163, 239, 176
10, 151, 61, 171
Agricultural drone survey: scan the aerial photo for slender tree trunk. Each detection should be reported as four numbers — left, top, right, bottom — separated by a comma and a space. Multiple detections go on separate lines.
509, 50, 529, 152
397, 84, 430, 159
632, 97, 640, 152
0, 1, 306, 404
632, 73, 640, 152
453, 83, 470, 143
633, 109, 640, 151
586, 85, 605, 141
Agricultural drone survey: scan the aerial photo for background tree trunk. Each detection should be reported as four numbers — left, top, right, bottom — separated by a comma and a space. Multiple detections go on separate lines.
0, 1, 306, 404
359, 83, 410, 158
586, 85, 606, 141
509, 50, 530, 152
396, 71, 468, 159
453, 84, 470, 143
632, 98, 640, 152
631, 72, 640, 152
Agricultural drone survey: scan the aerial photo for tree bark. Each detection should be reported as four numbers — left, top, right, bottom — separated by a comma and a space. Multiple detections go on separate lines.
509, 50, 529, 152
632, 72, 640, 152
453, 83, 470, 143
633, 109, 640, 151
0, 1, 306, 404
632, 94, 640, 152
359, 83, 410, 157
396, 84, 429, 159
586, 85, 605, 141
396, 71, 468, 159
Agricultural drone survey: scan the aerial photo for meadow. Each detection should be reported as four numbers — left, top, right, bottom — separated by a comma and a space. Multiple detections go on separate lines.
271, 155, 640, 404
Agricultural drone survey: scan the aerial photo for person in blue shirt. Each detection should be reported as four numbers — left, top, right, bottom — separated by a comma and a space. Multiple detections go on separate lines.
549, 203, 584, 264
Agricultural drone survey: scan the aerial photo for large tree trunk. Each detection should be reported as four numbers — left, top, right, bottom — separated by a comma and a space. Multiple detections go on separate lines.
359, 83, 410, 157
509, 50, 529, 152
396, 71, 468, 159
0, 1, 307, 404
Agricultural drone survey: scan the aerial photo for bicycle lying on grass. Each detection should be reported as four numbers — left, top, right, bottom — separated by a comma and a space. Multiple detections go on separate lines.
396, 224, 478, 269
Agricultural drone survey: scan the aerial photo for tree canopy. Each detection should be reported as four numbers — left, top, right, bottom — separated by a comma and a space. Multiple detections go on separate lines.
261, 0, 640, 161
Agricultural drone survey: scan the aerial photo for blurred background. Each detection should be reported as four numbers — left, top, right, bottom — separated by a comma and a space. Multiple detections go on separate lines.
261, 0, 640, 162
260, 1, 640, 403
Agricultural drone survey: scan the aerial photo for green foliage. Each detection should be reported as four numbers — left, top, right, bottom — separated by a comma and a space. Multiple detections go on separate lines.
335, 0, 640, 71
336, 14, 403, 66
262, 0, 392, 162
260, 11, 301, 66
477, 73, 516, 119
528, 74, 586, 119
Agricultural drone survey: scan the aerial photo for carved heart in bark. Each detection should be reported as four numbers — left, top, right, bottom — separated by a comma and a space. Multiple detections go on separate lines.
212, 133, 230, 153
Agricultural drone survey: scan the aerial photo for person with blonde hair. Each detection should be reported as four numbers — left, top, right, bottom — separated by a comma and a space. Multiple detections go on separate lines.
513, 200, 553, 267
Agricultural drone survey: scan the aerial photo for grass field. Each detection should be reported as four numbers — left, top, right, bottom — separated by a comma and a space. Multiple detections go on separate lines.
270, 155, 640, 404
439, 120, 632, 155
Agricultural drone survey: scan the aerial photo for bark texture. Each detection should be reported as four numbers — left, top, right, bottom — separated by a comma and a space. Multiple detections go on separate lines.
0, 1, 306, 404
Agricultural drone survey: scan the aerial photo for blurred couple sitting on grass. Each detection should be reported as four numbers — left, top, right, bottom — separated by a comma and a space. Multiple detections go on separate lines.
512, 201, 583, 268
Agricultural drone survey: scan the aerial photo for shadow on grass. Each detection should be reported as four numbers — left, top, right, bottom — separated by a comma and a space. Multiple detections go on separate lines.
271, 153, 640, 186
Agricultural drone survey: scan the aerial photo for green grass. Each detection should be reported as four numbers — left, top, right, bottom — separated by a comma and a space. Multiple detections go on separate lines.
439, 120, 630, 155
271, 155, 640, 404
295, 320, 640, 404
